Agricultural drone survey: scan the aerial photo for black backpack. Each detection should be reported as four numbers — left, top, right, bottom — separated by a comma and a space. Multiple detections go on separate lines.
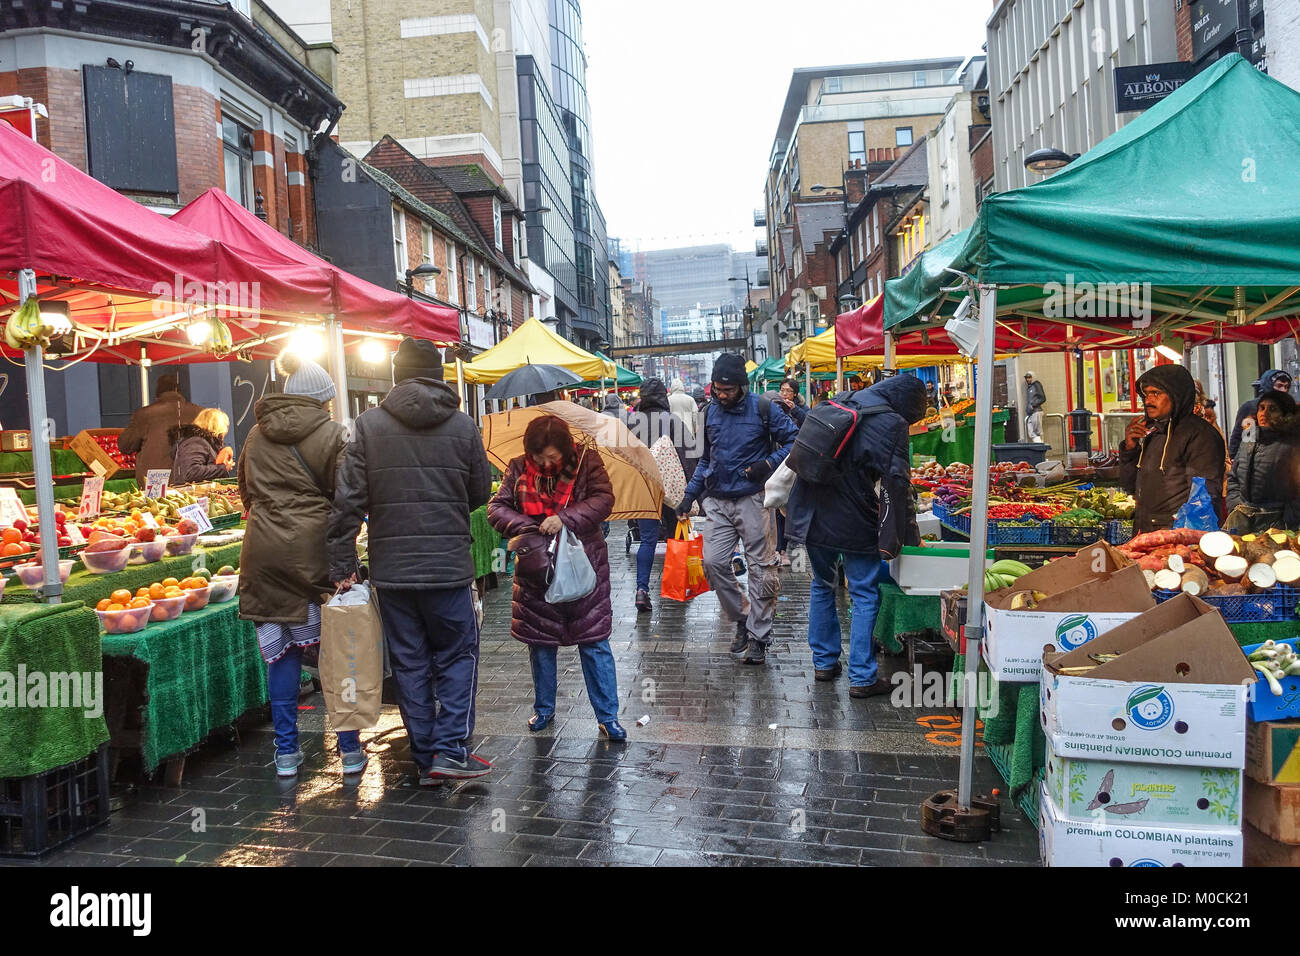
787, 393, 888, 484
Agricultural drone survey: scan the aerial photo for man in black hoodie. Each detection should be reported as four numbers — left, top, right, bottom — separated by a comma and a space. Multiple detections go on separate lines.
785, 374, 927, 698
1229, 368, 1293, 459
1119, 364, 1226, 534
328, 338, 494, 784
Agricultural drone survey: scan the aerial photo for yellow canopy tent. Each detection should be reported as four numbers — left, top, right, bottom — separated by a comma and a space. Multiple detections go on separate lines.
451, 317, 616, 384
785, 326, 1005, 371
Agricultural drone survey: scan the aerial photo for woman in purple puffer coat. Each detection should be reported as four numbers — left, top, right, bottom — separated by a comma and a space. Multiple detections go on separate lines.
487, 415, 625, 740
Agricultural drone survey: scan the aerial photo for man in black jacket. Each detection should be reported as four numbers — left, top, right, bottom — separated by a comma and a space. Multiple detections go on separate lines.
1119, 364, 1226, 534
1024, 372, 1047, 443
1228, 368, 1292, 459
785, 375, 927, 697
327, 338, 494, 784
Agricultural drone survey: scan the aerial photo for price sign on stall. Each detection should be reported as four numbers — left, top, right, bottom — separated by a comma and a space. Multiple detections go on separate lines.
144, 469, 170, 499
178, 501, 213, 534
78, 476, 105, 520
0, 488, 28, 528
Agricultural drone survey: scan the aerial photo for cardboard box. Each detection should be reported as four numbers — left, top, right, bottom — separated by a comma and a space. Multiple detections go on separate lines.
1244, 822, 1300, 866
1243, 777, 1300, 844
1246, 720, 1300, 785
1241, 638, 1300, 723
1045, 735, 1242, 828
941, 588, 968, 653
1039, 787, 1242, 867
68, 427, 128, 479
1040, 593, 1256, 768
982, 541, 1155, 683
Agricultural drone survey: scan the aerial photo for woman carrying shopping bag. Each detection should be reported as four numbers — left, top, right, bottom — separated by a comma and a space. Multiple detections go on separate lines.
630, 378, 694, 613
237, 352, 366, 778
487, 414, 626, 740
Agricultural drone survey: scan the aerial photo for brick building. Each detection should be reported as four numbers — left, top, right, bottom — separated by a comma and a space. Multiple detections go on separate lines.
0, 0, 340, 446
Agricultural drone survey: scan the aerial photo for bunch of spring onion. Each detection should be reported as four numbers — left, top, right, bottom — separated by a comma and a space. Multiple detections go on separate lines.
1249, 641, 1300, 696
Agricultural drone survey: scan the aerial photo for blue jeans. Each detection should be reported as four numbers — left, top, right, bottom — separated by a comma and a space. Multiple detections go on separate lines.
807, 546, 885, 687
267, 644, 360, 756
376, 587, 480, 769
635, 518, 661, 592
528, 640, 620, 724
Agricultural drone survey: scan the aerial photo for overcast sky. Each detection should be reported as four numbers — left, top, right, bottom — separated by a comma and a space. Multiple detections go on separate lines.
582, 0, 989, 254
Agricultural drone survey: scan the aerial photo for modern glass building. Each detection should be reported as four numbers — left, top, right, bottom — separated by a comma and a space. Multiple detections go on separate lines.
518, 55, 579, 330
549, 0, 608, 351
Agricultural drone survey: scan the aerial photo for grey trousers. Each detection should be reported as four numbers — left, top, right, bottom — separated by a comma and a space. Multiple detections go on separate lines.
701, 492, 780, 645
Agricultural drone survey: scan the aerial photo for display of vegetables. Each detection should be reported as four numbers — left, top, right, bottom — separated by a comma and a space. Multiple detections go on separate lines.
1248, 641, 1300, 696
1121, 527, 1300, 597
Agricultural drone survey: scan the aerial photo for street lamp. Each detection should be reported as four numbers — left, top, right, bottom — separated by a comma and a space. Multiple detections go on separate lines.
729, 270, 755, 360
404, 263, 441, 298
810, 184, 843, 194
1023, 147, 1080, 174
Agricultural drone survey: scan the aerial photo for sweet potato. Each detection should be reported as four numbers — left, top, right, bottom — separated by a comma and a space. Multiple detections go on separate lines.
1127, 528, 1207, 552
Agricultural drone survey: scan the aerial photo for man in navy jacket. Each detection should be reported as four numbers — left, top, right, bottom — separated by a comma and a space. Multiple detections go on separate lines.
678, 353, 798, 665
785, 374, 927, 696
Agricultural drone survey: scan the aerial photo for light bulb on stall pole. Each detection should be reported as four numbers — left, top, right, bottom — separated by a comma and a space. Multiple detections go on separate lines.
288, 328, 325, 361
186, 319, 212, 346
359, 339, 387, 366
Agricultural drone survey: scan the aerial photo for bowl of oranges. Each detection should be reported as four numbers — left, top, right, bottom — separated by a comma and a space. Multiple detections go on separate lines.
94, 592, 155, 635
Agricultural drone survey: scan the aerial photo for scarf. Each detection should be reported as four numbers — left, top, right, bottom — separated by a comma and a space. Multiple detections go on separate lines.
518, 458, 577, 518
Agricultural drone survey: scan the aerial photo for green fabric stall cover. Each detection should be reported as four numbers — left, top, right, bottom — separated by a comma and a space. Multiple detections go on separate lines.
953, 651, 1046, 815
886, 56, 1300, 331
0, 603, 110, 778
471, 505, 499, 578
873, 579, 939, 655
100, 600, 267, 773
5, 542, 245, 606
578, 353, 643, 389
0, 448, 87, 478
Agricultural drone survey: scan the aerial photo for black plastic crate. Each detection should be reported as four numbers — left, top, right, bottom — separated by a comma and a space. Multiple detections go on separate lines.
0, 743, 110, 858
1048, 523, 1107, 547
1105, 519, 1135, 545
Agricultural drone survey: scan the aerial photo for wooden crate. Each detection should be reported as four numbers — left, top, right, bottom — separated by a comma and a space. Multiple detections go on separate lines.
1243, 776, 1300, 844
1244, 823, 1300, 867
67, 428, 130, 479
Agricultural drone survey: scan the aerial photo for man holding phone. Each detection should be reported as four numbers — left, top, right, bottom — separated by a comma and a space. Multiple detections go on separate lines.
1118, 364, 1226, 534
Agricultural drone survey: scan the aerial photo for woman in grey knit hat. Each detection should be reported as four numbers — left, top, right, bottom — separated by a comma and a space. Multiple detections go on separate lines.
237, 350, 364, 778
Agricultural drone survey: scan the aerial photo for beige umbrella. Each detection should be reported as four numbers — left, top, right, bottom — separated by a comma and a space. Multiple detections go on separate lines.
482, 401, 664, 519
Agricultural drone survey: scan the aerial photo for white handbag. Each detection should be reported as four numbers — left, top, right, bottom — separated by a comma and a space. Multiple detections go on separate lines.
651, 434, 687, 509
763, 461, 797, 509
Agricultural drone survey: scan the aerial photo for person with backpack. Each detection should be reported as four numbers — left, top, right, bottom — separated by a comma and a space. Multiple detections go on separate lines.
676, 353, 799, 665
630, 378, 694, 612
784, 374, 928, 697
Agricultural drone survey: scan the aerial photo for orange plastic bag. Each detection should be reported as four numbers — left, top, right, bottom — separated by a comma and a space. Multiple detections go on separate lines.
661, 519, 711, 602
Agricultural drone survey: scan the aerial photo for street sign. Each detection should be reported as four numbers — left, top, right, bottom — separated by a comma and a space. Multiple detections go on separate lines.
1190, 0, 1262, 63
1114, 62, 1196, 112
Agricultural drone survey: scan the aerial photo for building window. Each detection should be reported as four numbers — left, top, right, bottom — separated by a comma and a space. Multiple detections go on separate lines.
493, 197, 503, 251
914, 71, 928, 87
872, 206, 880, 247
230, 0, 251, 15
848, 125, 865, 167
222, 116, 254, 211
896, 126, 914, 148
465, 254, 477, 311
421, 225, 434, 267
392, 206, 407, 280
445, 241, 459, 304
824, 76, 841, 95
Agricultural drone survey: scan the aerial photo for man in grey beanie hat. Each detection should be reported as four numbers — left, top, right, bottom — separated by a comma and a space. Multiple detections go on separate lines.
328, 337, 494, 783
280, 354, 337, 404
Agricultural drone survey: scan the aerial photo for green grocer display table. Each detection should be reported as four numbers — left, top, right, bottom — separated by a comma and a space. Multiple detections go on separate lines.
0, 448, 89, 481
909, 411, 1008, 466
873, 579, 939, 656
0, 603, 110, 779
18, 478, 137, 505
100, 598, 267, 780
4, 542, 244, 606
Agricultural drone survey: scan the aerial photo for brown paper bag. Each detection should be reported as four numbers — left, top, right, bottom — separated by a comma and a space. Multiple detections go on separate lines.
319, 583, 384, 732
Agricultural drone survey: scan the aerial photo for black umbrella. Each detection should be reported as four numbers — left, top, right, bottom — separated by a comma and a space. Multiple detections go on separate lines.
484, 363, 584, 401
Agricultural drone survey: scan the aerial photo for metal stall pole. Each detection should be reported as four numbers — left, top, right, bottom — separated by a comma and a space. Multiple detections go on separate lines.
884, 330, 895, 370
836, 356, 844, 393
140, 347, 151, 406
325, 316, 349, 424
921, 282, 1001, 841
18, 270, 63, 603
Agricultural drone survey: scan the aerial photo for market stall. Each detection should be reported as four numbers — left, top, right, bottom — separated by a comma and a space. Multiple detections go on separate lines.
884, 54, 1300, 844
452, 317, 615, 385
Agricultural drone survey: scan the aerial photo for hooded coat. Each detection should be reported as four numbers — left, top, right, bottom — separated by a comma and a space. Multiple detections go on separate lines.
237, 395, 346, 622
682, 387, 799, 501
486, 448, 614, 647
636, 379, 694, 480
785, 375, 927, 557
1229, 369, 1292, 459
118, 390, 202, 484
326, 378, 493, 588
1226, 398, 1300, 529
168, 423, 231, 484
1119, 365, 1227, 534
669, 378, 699, 434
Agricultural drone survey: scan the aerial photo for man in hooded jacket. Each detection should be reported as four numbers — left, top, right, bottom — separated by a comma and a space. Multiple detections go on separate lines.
1229, 368, 1292, 459
1119, 364, 1226, 534
327, 338, 494, 783
669, 378, 699, 435
785, 375, 927, 697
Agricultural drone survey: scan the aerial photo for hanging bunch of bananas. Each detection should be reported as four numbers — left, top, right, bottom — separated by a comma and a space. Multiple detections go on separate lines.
209, 318, 234, 357
3, 297, 59, 350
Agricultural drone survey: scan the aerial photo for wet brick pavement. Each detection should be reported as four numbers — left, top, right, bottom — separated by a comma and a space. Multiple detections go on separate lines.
13, 533, 1041, 867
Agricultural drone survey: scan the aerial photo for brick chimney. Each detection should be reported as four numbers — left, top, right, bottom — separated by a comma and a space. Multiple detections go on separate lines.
844, 163, 867, 205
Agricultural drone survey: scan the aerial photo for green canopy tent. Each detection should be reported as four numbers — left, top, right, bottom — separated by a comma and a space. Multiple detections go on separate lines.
748, 355, 787, 389
882, 54, 1300, 815
578, 352, 644, 390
